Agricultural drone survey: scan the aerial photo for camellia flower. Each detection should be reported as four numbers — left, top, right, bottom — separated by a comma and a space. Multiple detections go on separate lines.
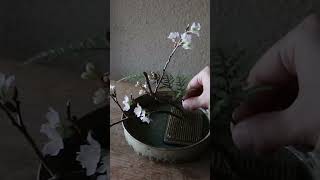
0, 73, 15, 99
76, 132, 101, 176
180, 32, 192, 50
133, 103, 151, 123
93, 88, 107, 105
40, 107, 64, 156
122, 95, 131, 111
190, 22, 201, 36
168, 32, 180, 42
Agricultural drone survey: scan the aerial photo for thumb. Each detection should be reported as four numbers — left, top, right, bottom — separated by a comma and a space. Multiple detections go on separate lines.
232, 110, 295, 153
182, 95, 207, 110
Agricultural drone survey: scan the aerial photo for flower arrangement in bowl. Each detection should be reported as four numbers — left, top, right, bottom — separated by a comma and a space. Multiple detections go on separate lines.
106, 22, 211, 162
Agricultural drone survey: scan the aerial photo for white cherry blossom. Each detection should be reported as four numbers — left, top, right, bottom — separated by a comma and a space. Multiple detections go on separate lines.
76, 132, 101, 176
93, 88, 107, 105
190, 22, 201, 36
40, 107, 64, 156
122, 95, 131, 111
168, 32, 180, 42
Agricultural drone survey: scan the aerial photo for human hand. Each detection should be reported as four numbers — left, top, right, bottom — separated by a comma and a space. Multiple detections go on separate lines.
182, 66, 210, 110
232, 15, 320, 153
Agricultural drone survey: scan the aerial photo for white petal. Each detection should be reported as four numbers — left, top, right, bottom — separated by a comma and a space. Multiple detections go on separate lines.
46, 107, 60, 128
76, 132, 101, 176
40, 123, 61, 140
140, 110, 151, 123
86, 62, 95, 73
110, 85, 115, 92
182, 42, 192, 50
138, 89, 146, 95
42, 138, 64, 156
168, 32, 179, 39
141, 116, 151, 124
93, 88, 107, 104
133, 103, 142, 117
142, 83, 147, 89
122, 96, 131, 111
97, 175, 107, 180
181, 32, 192, 44
191, 22, 201, 31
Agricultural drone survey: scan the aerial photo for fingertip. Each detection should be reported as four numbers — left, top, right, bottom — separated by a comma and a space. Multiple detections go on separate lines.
232, 122, 254, 151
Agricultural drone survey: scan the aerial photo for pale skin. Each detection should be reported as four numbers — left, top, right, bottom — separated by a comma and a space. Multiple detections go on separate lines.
183, 14, 320, 153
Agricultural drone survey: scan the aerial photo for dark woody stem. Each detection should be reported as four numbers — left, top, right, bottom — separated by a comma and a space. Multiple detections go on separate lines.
143, 72, 154, 95
110, 117, 129, 127
110, 95, 128, 118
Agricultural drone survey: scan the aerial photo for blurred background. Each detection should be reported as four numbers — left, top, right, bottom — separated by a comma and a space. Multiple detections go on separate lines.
212, 0, 320, 68
110, 0, 210, 80
0, 0, 109, 71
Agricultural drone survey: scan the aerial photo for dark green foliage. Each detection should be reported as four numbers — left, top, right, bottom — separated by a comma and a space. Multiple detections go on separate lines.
25, 36, 109, 64
121, 72, 190, 101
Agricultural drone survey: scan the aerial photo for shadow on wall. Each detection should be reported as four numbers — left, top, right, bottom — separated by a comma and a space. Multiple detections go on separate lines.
0, 0, 110, 72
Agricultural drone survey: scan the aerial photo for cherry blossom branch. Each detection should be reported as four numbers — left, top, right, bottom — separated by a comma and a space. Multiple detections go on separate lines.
0, 101, 56, 178
110, 117, 129, 127
154, 44, 181, 94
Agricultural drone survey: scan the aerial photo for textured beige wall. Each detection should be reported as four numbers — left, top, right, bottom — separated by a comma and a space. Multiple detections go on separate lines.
110, 0, 210, 79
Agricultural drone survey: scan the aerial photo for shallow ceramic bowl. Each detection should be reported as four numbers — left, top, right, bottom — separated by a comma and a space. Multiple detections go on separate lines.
122, 93, 210, 163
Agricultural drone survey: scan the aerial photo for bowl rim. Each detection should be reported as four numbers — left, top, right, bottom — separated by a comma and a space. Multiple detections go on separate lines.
122, 115, 210, 152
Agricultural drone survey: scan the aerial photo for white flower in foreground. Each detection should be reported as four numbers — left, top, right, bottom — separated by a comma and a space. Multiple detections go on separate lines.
122, 95, 131, 111
40, 107, 64, 156
93, 88, 107, 105
134, 103, 151, 123
76, 132, 101, 176
0, 73, 15, 99
180, 32, 192, 50
190, 22, 201, 36
168, 32, 180, 42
